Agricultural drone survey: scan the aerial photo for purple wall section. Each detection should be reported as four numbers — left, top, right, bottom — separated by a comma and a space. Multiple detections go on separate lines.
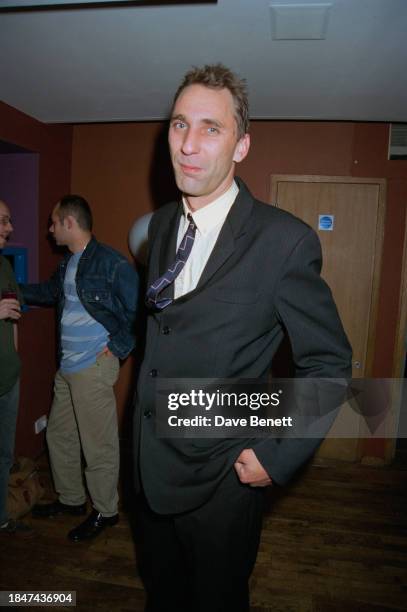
0, 153, 39, 282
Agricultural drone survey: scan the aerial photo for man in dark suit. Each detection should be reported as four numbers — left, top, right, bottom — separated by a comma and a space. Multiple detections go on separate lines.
134, 64, 352, 612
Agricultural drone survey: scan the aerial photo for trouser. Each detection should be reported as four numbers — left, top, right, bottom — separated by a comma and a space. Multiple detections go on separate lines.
0, 379, 20, 525
47, 354, 120, 516
135, 468, 264, 612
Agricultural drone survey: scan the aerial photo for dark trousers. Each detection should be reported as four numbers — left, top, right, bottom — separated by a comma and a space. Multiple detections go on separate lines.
135, 468, 264, 612
0, 379, 19, 526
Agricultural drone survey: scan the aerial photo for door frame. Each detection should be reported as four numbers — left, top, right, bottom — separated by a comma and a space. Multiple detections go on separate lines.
392, 205, 407, 378
385, 205, 407, 462
270, 174, 386, 380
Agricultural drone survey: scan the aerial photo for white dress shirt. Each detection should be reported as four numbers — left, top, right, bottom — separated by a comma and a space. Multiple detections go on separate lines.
174, 181, 239, 299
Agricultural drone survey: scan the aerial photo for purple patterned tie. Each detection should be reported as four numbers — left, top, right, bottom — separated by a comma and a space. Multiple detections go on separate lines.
146, 213, 196, 310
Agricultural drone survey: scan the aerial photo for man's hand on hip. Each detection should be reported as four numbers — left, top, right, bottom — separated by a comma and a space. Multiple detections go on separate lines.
97, 346, 114, 358
234, 448, 272, 487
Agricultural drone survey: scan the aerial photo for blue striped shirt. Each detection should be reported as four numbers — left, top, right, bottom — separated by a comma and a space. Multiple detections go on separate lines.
60, 252, 109, 373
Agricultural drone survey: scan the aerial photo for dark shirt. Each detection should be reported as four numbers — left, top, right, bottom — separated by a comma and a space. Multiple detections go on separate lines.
0, 256, 21, 396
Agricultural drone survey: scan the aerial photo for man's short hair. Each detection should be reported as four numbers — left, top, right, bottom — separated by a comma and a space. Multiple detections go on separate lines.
172, 63, 249, 140
58, 195, 93, 232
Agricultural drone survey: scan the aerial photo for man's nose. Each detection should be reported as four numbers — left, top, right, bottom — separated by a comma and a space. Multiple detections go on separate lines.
181, 128, 200, 155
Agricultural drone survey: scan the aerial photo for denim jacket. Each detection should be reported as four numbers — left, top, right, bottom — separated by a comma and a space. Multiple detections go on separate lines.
21, 237, 139, 360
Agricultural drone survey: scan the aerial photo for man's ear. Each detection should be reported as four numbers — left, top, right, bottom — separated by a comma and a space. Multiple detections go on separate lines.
65, 215, 75, 230
233, 133, 250, 163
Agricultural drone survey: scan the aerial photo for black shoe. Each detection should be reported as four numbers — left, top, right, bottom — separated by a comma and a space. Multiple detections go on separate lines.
32, 500, 87, 518
67, 510, 119, 542
0, 519, 36, 539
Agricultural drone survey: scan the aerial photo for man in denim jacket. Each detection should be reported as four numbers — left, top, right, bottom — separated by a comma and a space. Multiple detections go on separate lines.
21, 195, 138, 542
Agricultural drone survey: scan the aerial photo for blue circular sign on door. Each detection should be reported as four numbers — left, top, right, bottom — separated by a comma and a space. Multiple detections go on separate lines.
318, 215, 334, 231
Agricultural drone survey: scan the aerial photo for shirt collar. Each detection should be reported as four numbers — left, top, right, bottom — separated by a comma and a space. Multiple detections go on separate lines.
182, 180, 239, 235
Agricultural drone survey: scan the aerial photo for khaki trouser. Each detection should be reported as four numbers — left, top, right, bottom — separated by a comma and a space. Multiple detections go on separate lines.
47, 354, 120, 516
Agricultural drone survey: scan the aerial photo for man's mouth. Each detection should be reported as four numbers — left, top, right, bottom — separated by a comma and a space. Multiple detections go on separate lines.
179, 163, 202, 175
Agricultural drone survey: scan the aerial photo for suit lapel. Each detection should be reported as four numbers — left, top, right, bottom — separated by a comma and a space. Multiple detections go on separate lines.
157, 203, 182, 300
195, 220, 235, 289
195, 177, 254, 290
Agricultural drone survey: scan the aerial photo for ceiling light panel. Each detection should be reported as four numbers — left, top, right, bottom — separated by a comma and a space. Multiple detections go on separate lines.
270, 2, 332, 40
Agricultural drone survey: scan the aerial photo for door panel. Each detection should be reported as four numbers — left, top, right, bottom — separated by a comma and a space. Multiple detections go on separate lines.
270, 176, 385, 460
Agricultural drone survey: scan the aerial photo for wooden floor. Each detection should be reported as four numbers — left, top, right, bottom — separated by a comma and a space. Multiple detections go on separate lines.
1, 450, 406, 612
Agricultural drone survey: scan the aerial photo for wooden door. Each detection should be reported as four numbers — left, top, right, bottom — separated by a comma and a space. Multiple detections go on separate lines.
270, 175, 386, 461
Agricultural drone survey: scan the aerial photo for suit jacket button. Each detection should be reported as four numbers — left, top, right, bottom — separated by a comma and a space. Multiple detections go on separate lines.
162, 326, 171, 335
149, 369, 158, 377
144, 410, 152, 419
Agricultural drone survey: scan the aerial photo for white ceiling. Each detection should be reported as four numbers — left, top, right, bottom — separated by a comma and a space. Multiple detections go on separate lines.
0, 0, 406, 124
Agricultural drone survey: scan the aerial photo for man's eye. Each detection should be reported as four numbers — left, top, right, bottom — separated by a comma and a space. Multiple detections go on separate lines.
174, 121, 186, 129
207, 127, 219, 134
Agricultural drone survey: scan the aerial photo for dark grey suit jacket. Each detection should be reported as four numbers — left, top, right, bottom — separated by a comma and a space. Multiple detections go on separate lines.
134, 178, 352, 514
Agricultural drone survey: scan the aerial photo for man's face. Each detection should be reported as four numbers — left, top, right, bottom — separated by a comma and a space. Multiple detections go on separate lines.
0, 201, 13, 249
49, 205, 69, 246
168, 84, 250, 208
